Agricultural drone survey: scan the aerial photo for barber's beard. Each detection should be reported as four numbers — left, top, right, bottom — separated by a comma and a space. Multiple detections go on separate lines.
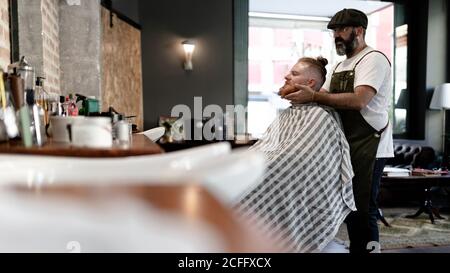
335, 31, 358, 56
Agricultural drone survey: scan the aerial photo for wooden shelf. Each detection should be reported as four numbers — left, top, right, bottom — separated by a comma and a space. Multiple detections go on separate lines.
0, 134, 164, 158
158, 139, 257, 152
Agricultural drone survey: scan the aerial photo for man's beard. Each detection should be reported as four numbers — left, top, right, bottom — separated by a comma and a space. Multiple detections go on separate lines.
335, 30, 358, 56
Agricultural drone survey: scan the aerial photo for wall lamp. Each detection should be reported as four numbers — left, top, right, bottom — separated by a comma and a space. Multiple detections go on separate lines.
182, 40, 196, 71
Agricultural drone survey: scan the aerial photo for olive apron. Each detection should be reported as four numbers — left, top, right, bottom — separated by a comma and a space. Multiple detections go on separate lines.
329, 50, 389, 215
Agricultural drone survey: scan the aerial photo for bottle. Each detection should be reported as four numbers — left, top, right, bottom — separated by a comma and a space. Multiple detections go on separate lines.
34, 77, 49, 126
113, 114, 131, 147
60, 96, 67, 116
26, 76, 48, 146
47, 92, 61, 117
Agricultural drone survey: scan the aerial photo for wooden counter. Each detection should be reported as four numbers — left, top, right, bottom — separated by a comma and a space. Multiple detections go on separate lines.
1, 135, 277, 252
0, 134, 164, 157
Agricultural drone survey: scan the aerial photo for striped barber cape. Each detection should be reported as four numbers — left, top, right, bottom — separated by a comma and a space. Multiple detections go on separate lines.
235, 104, 356, 253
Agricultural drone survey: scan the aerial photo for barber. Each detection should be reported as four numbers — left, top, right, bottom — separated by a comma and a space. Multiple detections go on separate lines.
283, 9, 394, 253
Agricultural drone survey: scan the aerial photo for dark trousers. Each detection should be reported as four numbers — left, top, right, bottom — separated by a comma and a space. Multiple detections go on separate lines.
346, 158, 388, 253
369, 158, 388, 242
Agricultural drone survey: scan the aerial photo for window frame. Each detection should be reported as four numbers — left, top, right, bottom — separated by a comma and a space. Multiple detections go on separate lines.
391, 0, 428, 140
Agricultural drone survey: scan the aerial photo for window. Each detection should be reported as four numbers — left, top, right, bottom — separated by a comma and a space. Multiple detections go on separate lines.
393, 24, 408, 135
247, 16, 342, 137
247, 4, 395, 138
392, 0, 428, 140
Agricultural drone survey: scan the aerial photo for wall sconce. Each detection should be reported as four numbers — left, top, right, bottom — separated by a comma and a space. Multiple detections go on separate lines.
182, 40, 196, 71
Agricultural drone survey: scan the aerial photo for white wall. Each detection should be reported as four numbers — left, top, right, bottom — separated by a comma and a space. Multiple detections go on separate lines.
425, 0, 447, 153
396, 0, 447, 153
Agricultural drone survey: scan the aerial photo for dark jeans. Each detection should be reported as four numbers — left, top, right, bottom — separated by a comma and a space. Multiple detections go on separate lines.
346, 158, 388, 253
369, 158, 388, 242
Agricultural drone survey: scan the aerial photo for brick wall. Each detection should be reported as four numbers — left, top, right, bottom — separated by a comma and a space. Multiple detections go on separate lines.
41, 0, 60, 93
0, 0, 10, 71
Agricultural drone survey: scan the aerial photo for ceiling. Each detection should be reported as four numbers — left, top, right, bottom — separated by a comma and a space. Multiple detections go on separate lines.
250, 0, 392, 18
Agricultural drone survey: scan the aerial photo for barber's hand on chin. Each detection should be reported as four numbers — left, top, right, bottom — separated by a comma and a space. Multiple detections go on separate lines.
284, 84, 315, 104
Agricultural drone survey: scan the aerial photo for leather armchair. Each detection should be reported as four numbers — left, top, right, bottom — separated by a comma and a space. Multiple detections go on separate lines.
387, 144, 437, 169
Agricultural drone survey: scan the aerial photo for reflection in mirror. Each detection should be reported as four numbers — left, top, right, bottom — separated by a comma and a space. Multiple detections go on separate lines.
393, 24, 408, 135
394, 88, 408, 134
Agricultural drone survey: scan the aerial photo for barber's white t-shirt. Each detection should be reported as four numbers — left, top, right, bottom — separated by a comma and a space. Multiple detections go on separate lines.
323, 46, 394, 158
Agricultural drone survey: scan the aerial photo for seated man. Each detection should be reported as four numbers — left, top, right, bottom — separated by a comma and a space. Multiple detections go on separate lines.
235, 57, 356, 253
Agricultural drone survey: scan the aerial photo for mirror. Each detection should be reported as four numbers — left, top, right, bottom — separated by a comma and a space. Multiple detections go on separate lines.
393, 23, 408, 135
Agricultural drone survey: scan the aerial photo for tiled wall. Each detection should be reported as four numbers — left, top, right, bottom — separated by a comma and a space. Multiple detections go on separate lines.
41, 0, 60, 93
0, 0, 10, 71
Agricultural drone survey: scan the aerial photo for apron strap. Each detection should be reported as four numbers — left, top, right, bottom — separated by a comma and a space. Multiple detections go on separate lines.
354, 50, 392, 70
333, 62, 343, 74
352, 50, 391, 137
375, 121, 389, 137
333, 50, 391, 74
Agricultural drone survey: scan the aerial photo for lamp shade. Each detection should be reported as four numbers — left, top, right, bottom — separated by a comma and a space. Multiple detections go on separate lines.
182, 40, 196, 71
182, 41, 196, 54
395, 89, 409, 109
430, 83, 450, 110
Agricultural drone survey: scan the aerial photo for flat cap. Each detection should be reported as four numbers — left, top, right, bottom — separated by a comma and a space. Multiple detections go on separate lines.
327, 8, 368, 30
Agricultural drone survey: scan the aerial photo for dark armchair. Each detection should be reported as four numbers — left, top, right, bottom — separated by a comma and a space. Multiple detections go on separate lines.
387, 144, 438, 169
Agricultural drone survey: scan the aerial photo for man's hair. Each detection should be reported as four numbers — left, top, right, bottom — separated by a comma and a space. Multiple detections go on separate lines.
298, 57, 328, 91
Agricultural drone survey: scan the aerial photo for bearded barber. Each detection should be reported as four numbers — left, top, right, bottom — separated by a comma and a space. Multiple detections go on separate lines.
284, 9, 393, 253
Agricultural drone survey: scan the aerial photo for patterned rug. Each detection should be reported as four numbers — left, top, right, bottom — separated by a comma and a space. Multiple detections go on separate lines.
335, 208, 450, 250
